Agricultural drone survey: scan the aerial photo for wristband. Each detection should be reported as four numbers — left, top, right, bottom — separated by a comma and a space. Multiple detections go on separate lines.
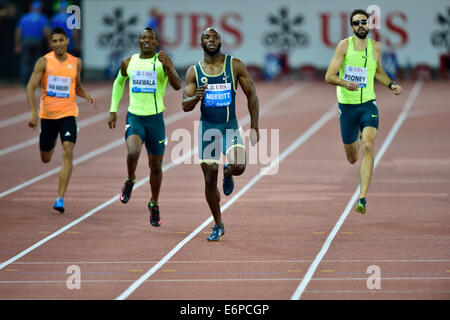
388, 81, 397, 89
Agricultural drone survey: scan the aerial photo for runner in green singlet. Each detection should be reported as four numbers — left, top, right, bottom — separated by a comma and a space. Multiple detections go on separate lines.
325, 9, 403, 214
108, 27, 181, 226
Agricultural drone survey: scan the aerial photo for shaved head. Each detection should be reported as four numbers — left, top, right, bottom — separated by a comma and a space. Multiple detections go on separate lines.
201, 27, 221, 41
201, 27, 222, 56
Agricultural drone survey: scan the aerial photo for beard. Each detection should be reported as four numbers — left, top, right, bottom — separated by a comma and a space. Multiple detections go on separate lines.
354, 27, 369, 39
202, 42, 221, 56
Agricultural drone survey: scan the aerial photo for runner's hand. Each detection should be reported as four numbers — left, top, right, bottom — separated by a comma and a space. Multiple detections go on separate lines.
108, 112, 117, 129
391, 84, 402, 95
250, 127, 260, 146
28, 113, 38, 129
345, 81, 358, 91
87, 95, 97, 108
196, 82, 208, 100
158, 51, 174, 69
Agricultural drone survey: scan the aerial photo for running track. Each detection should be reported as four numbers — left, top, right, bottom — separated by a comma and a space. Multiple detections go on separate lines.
0, 79, 449, 300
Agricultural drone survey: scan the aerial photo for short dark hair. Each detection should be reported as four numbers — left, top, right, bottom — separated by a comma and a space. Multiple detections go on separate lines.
50, 27, 67, 38
141, 27, 158, 40
350, 9, 370, 25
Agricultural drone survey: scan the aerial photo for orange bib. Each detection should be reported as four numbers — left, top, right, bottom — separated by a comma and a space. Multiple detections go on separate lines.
40, 51, 78, 119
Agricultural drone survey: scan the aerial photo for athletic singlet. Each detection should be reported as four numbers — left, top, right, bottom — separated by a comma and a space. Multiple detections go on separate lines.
40, 51, 78, 119
337, 36, 377, 105
127, 53, 168, 116
194, 55, 236, 124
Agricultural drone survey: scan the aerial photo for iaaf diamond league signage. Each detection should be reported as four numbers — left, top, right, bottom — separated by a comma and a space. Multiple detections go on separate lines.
82, 0, 450, 71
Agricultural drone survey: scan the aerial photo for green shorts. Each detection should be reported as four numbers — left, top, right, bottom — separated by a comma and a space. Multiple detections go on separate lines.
198, 119, 244, 163
338, 99, 379, 145
125, 111, 166, 155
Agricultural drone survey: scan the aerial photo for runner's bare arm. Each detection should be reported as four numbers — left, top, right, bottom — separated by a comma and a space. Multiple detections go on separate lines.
234, 58, 260, 145
325, 39, 358, 91
108, 57, 130, 129
182, 66, 206, 112
75, 58, 95, 105
26, 57, 46, 128
374, 41, 402, 95
158, 51, 181, 90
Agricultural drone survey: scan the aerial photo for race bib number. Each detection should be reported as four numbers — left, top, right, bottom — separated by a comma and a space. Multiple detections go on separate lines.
343, 65, 367, 88
204, 83, 232, 107
46, 75, 71, 98
131, 70, 157, 93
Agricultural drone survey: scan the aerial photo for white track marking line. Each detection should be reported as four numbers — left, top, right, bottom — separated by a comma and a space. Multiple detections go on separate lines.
9, 259, 450, 265
0, 88, 115, 156
115, 107, 335, 300
0, 92, 27, 107
0, 113, 30, 129
0, 110, 185, 199
1, 277, 449, 285
290, 80, 423, 300
0, 87, 111, 129
0, 84, 304, 198
0, 86, 177, 156
0, 112, 111, 157
0, 83, 304, 271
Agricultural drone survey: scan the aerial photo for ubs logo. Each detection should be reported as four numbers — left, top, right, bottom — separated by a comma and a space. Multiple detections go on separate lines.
263, 7, 309, 52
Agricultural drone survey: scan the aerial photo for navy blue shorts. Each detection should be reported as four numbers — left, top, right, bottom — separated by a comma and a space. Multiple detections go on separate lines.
39, 116, 77, 152
338, 100, 379, 144
125, 112, 166, 156
198, 119, 244, 163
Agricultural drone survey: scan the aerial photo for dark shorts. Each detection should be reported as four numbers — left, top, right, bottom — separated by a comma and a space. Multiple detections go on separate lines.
198, 119, 244, 163
125, 111, 166, 156
39, 116, 77, 152
338, 99, 379, 145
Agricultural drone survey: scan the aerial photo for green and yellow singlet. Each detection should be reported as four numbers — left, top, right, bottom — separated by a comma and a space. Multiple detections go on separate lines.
127, 53, 168, 116
337, 36, 377, 105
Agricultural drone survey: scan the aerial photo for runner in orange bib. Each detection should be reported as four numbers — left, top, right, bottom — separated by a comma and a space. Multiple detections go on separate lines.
26, 27, 95, 213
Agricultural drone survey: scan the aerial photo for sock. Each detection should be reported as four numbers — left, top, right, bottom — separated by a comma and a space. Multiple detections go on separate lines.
126, 178, 136, 183
149, 200, 158, 207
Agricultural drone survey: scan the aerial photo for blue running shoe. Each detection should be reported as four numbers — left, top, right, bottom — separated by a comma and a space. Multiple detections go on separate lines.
223, 164, 234, 196
355, 198, 366, 214
53, 197, 64, 213
207, 224, 225, 241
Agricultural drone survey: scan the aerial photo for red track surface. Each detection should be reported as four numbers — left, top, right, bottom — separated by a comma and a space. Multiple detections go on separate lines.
0, 80, 449, 300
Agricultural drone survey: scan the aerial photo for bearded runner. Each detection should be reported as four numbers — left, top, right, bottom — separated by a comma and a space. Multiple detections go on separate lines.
325, 9, 403, 214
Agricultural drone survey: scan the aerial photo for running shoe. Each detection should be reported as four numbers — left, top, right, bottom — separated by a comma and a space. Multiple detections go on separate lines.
120, 179, 135, 204
53, 197, 64, 213
222, 164, 234, 196
207, 224, 225, 241
149, 202, 161, 227
355, 197, 366, 214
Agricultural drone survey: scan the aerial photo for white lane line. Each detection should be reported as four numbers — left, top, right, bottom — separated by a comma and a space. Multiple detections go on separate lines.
0, 83, 304, 199
0, 113, 30, 129
115, 107, 335, 300
0, 86, 176, 156
0, 87, 111, 129
9, 259, 450, 265
290, 80, 424, 300
0, 110, 186, 199
0, 112, 114, 157
0, 92, 27, 107
2, 277, 448, 285
0, 113, 108, 157
0, 83, 305, 271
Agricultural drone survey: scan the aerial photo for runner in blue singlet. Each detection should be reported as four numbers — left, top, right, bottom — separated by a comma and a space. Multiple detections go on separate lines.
182, 27, 260, 241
